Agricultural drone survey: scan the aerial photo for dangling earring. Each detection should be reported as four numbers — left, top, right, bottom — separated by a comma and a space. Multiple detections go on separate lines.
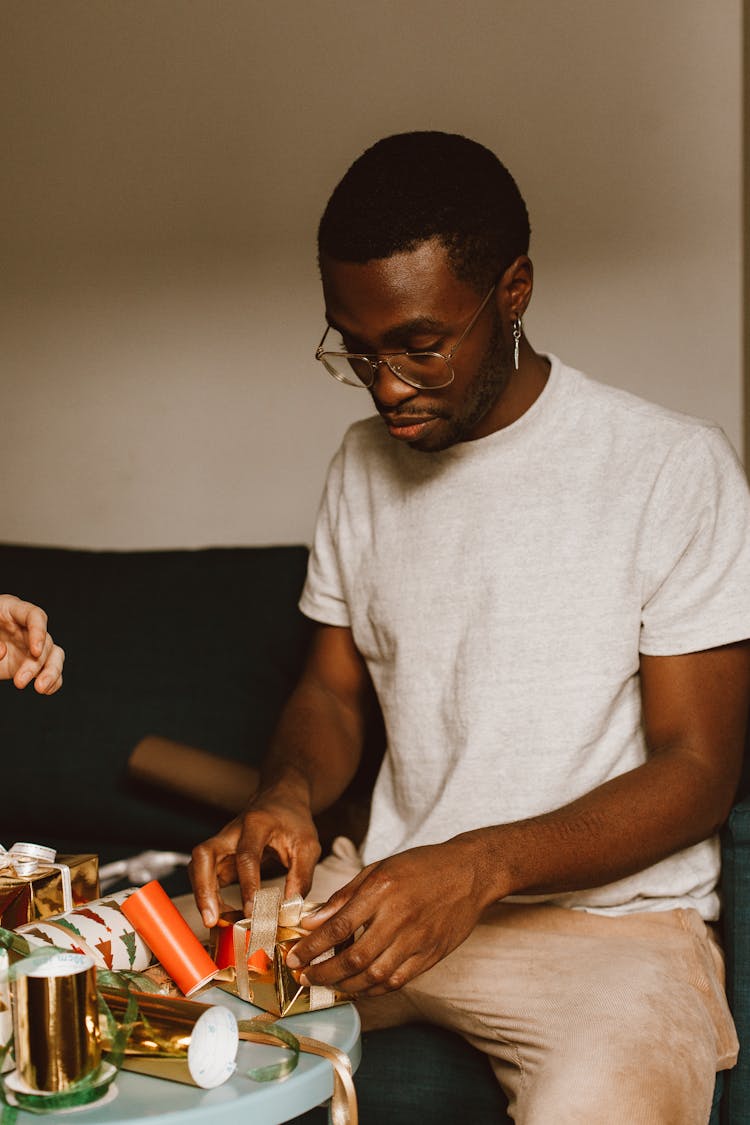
512, 315, 523, 371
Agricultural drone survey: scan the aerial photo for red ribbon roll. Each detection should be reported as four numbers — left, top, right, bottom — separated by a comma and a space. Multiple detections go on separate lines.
121, 881, 218, 996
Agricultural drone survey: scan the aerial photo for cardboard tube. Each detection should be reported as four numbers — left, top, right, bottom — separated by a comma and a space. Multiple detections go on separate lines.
128, 737, 258, 813
12, 953, 100, 1092
121, 881, 218, 996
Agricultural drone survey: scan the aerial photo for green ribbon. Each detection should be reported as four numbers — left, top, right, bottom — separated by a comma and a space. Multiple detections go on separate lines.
0, 930, 30, 960
0, 1039, 17, 1125
0, 929, 152, 1116
96, 969, 162, 995
237, 1018, 301, 1082
2, 1064, 117, 1117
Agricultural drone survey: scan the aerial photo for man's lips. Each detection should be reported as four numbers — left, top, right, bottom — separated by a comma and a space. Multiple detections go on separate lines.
384, 416, 436, 441
381, 414, 440, 440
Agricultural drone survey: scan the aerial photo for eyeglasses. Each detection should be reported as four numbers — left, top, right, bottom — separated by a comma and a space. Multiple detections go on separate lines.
315, 283, 497, 390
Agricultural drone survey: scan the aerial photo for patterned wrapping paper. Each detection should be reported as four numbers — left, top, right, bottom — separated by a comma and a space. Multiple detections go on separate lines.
0, 851, 99, 931
17, 889, 153, 972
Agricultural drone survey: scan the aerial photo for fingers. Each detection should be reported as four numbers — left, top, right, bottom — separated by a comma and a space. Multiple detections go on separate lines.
282, 835, 321, 902
235, 815, 321, 916
233, 820, 266, 918
286, 872, 373, 972
14, 636, 65, 693
189, 820, 243, 929
0, 596, 64, 692
22, 603, 49, 659
191, 800, 322, 931
306, 948, 426, 997
0, 597, 48, 658
34, 644, 65, 694
284, 848, 479, 996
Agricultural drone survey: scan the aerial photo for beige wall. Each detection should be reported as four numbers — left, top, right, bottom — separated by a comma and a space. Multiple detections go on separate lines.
1, 1, 743, 549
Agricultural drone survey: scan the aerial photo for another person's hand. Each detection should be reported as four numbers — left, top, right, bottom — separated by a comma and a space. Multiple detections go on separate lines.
0, 595, 65, 694
285, 837, 489, 996
189, 789, 322, 929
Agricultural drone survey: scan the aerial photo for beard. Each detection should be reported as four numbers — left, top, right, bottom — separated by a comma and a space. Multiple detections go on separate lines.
413, 316, 514, 452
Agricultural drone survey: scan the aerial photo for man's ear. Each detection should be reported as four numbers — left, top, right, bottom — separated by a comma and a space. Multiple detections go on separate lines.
497, 255, 534, 319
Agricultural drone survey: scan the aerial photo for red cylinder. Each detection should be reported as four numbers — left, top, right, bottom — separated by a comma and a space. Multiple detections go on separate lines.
121, 881, 218, 997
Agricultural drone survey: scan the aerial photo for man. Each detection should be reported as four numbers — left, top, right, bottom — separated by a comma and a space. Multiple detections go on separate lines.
0, 594, 64, 693
191, 133, 750, 1122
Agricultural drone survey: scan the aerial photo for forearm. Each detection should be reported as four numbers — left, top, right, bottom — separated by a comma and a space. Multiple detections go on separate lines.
259, 677, 367, 813
459, 747, 736, 909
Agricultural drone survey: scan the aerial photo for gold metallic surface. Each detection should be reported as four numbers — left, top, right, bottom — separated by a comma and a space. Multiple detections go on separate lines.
13, 961, 100, 1091
100, 989, 204, 1057
99, 988, 237, 1088
217, 891, 342, 1017
0, 855, 99, 930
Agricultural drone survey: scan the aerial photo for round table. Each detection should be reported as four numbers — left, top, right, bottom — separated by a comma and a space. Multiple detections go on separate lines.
9, 984, 359, 1125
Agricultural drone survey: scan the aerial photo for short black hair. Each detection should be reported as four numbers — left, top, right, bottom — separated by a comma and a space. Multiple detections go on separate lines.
318, 131, 531, 292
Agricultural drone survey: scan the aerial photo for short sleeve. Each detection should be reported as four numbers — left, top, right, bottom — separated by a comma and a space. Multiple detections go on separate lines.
639, 426, 750, 655
298, 443, 351, 627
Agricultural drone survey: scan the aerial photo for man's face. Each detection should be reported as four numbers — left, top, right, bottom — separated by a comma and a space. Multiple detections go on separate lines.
320, 239, 517, 453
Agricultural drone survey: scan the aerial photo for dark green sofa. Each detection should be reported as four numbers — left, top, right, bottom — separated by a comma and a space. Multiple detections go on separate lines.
0, 543, 745, 1123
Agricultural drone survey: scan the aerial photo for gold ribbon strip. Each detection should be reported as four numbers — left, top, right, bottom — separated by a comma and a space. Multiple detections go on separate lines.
238, 1011, 358, 1125
233, 889, 336, 1011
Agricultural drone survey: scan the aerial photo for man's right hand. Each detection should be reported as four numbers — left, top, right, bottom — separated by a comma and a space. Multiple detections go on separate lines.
189, 787, 322, 928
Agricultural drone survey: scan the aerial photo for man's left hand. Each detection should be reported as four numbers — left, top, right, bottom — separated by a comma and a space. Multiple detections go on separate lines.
286, 838, 488, 996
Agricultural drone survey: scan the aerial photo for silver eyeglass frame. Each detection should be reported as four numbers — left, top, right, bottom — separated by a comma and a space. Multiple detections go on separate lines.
315, 282, 497, 390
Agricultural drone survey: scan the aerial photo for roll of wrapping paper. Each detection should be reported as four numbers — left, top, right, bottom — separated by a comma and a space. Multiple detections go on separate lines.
99, 989, 238, 1088
17, 888, 153, 972
12, 952, 100, 1092
120, 881, 218, 996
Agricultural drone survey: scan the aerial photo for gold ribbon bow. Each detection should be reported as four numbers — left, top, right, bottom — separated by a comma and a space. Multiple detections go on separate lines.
232, 887, 337, 1012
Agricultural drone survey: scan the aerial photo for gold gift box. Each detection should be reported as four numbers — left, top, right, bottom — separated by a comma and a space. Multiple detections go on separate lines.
0, 855, 100, 931
213, 904, 348, 1019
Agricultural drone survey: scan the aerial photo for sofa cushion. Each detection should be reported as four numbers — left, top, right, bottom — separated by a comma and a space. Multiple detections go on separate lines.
0, 544, 313, 856
720, 796, 750, 1119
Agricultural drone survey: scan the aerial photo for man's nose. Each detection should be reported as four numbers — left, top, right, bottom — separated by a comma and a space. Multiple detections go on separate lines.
370, 360, 419, 409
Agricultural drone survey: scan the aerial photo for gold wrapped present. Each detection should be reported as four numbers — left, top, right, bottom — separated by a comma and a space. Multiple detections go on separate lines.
0, 844, 99, 931
212, 887, 348, 1018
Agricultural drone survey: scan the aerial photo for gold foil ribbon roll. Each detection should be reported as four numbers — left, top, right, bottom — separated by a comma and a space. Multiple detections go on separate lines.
12, 952, 100, 1092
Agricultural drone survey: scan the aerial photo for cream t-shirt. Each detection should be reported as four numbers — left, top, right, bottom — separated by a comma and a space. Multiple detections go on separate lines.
299, 356, 750, 918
